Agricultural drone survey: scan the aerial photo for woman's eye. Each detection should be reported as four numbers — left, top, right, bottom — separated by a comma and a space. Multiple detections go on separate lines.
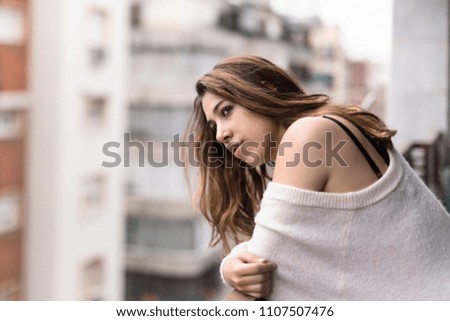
222, 105, 232, 117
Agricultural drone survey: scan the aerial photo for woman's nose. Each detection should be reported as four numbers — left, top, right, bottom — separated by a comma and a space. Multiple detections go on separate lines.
216, 125, 232, 143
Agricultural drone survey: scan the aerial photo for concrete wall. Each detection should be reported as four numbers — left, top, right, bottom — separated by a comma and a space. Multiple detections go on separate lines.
389, 0, 449, 151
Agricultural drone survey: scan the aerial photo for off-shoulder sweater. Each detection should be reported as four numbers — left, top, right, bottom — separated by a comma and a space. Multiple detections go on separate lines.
221, 148, 450, 300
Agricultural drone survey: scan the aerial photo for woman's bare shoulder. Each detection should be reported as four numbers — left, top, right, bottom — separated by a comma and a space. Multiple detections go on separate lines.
284, 116, 338, 136
272, 116, 338, 191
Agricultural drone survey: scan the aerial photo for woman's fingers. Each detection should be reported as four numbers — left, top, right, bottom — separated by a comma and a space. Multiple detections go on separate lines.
234, 271, 271, 287
237, 261, 277, 277
222, 250, 276, 298
233, 269, 274, 297
236, 278, 273, 298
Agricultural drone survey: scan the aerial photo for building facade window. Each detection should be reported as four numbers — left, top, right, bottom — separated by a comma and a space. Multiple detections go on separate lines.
322, 46, 335, 60
86, 8, 109, 67
127, 216, 196, 251
85, 96, 107, 128
289, 64, 312, 82
312, 73, 334, 89
238, 5, 263, 37
0, 192, 19, 235
218, 5, 239, 31
83, 176, 105, 213
0, 6, 24, 45
81, 258, 104, 300
129, 106, 191, 142
0, 277, 20, 300
0, 111, 20, 139
130, 3, 141, 29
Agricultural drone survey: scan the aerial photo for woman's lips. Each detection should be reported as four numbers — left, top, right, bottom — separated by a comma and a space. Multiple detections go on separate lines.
233, 144, 241, 158
227, 142, 242, 158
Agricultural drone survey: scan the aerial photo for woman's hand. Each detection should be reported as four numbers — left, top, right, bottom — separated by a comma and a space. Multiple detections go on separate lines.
222, 251, 277, 299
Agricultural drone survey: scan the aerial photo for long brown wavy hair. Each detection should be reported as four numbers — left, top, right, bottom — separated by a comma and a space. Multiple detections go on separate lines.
184, 55, 396, 254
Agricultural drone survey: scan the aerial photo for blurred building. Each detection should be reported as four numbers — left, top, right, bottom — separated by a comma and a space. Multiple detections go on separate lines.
0, 0, 28, 300
347, 61, 369, 104
304, 22, 347, 101
390, 0, 449, 152
26, 0, 128, 300
346, 61, 389, 119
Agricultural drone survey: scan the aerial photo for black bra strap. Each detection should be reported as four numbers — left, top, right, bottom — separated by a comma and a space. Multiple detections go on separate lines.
325, 117, 389, 165
322, 115, 383, 179
360, 130, 390, 166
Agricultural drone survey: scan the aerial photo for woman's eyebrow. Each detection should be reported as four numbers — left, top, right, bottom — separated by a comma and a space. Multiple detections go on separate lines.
213, 99, 226, 115
205, 99, 226, 122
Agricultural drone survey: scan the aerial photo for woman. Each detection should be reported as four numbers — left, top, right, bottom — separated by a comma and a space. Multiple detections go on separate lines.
185, 55, 450, 300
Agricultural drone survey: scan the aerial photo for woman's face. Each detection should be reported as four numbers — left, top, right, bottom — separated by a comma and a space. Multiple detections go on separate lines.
201, 91, 285, 167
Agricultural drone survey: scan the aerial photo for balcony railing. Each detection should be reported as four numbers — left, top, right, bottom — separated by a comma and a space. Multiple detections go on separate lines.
403, 133, 450, 211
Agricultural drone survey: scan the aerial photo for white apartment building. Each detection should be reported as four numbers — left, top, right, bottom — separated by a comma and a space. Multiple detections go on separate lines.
26, 0, 128, 300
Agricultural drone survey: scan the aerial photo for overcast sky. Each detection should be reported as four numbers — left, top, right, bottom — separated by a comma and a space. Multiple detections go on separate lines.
270, 0, 393, 63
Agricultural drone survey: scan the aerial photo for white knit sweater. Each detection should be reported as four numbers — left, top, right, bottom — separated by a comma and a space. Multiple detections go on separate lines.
222, 148, 450, 300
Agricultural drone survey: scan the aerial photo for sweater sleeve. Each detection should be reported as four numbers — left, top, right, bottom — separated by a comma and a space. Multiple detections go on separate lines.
219, 241, 249, 285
